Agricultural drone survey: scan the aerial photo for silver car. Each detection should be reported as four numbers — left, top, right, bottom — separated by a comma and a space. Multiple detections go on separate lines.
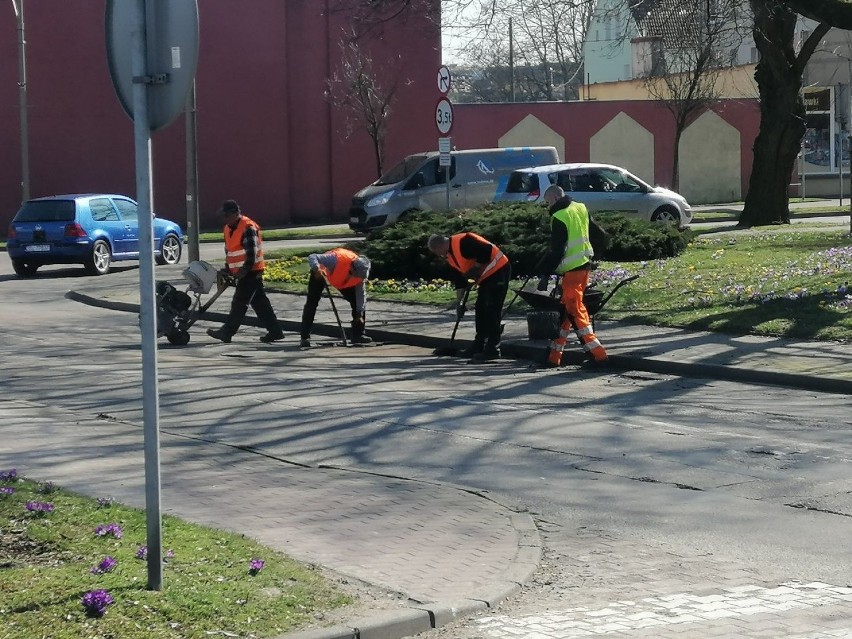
495, 163, 692, 227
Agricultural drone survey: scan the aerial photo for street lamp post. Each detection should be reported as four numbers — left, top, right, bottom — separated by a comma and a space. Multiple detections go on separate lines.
11, 0, 30, 202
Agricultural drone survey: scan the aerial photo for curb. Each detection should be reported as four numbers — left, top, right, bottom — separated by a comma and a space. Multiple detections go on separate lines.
64, 291, 852, 396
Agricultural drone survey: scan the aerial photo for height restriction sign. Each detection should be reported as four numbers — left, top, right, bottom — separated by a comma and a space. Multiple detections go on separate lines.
435, 97, 453, 135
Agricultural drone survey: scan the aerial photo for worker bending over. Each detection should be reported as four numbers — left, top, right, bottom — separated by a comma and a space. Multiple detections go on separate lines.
300, 247, 372, 347
428, 232, 511, 361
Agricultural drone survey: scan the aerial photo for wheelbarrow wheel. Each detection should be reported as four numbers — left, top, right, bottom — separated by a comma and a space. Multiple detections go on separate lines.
167, 330, 191, 346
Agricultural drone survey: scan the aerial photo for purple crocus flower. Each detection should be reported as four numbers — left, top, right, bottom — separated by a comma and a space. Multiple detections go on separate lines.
0, 487, 14, 496
97, 497, 113, 508
93, 523, 123, 539
135, 546, 148, 560
37, 481, 57, 494
249, 558, 265, 575
25, 501, 54, 515
0, 469, 18, 482
91, 556, 117, 574
81, 589, 115, 617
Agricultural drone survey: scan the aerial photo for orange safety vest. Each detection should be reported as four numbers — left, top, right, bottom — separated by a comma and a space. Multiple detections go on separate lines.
224, 216, 265, 274
447, 232, 508, 284
322, 247, 364, 290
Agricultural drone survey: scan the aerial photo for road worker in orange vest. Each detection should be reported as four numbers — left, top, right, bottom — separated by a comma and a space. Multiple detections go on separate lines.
300, 247, 372, 347
428, 232, 511, 361
206, 199, 285, 344
539, 185, 608, 367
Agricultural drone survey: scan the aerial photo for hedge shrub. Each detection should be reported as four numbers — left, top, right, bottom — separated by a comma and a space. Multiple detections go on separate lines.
354, 203, 692, 280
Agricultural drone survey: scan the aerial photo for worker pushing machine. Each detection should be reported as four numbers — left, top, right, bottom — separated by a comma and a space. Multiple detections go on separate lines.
428, 232, 511, 361
300, 247, 372, 347
539, 185, 608, 367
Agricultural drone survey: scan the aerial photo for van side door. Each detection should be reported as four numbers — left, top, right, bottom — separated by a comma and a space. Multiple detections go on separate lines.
410, 158, 462, 211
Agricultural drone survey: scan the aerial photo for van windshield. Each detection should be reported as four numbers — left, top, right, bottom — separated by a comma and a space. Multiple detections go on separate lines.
374, 155, 429, 186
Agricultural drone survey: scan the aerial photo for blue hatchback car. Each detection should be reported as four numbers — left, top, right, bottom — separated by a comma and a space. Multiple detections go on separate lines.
6, 194, 184, 276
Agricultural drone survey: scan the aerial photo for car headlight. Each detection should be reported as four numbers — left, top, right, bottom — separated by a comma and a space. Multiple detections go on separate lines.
366, 191, 395, 207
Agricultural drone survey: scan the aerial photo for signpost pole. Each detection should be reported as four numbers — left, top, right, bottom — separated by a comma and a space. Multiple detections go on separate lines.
12, 0, 29, 202
130, 0, 163, 591
185, 80, 200, 262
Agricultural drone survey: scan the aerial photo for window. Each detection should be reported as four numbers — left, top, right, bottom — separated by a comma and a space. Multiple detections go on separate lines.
506, 172, 537, 194
113, 198, 138, 221
89, 198, 119, 222
13, 200, 75, 223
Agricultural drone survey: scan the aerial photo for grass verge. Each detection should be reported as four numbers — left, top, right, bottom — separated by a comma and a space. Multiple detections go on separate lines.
263, 230, 852, 342
0, 473, 351, 639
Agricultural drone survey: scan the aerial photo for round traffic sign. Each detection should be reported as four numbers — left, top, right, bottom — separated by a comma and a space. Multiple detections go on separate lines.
437, 65, 452, 94
435, 97, 453, 135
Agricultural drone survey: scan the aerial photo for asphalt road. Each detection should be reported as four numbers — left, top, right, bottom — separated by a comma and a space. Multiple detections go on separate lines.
1, 251, 851, 638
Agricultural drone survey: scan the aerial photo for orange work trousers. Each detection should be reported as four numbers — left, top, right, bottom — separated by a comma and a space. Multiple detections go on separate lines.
547, 269, 608, 365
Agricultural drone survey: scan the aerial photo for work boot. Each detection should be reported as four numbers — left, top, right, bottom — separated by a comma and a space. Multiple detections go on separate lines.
457, 336, 484, 359
259, 331, 285, 343
351, 314, 372, 344
207, 327, 232, 343
299, 337, 312, 348
471, 347, 500, 362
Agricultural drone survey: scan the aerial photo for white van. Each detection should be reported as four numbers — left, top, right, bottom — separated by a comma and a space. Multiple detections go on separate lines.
348, 146, 560, 233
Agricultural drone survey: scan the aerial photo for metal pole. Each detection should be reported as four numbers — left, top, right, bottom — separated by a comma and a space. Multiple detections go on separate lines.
185, 80, 200, 262
13, 0, 30, 202
131, 0, 163, 591
509, 17, 515, 102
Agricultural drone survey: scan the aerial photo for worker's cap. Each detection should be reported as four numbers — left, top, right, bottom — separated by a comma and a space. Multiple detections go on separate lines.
217, 199, 240, 215
352, 255, 371, 279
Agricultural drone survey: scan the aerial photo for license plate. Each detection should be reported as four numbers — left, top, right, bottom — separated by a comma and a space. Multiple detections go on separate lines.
25, 244, 50, 252
349, 216, 359, 224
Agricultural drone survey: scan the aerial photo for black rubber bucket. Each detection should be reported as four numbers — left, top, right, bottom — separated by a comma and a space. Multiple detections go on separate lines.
526, 310, 561, 340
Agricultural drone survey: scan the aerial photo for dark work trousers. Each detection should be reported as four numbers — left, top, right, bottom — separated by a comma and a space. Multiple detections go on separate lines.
475, 262, 511, 349
301, 276, 360, 338
223, 270, 282, 337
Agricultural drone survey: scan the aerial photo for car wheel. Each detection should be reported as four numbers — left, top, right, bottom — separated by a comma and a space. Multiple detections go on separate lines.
651, 206, 680, 224
156, 233, 182, 266
11, 260, 39, 277
85, 239, 112, 275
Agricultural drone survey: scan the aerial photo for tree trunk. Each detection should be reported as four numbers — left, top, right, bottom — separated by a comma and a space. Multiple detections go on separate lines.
740, 1, 802, 228
672, 125, 683, 193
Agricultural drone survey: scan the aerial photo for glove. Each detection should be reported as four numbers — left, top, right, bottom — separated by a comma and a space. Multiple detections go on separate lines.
456, 304, 467, 320
537, 277, 549, 292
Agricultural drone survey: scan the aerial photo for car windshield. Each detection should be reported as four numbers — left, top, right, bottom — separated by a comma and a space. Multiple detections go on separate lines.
13, 200, 76, 223
374, 155, 429, 186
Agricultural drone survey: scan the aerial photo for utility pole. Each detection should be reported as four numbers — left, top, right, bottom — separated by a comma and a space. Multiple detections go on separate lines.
12, 0, 30, 202
509, 17, 515, 102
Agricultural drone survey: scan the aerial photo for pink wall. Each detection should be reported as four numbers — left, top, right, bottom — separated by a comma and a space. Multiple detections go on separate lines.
0, 2, 757, 236
449, 100, 760, 198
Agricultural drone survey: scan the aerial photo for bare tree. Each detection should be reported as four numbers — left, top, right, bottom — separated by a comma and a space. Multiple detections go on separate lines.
325, 32, 404, 178
638, 1, 746, 191
447, 0, 592, 102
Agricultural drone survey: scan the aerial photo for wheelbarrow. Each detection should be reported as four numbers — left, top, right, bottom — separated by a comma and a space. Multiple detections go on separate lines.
154, 260, 233, 345
516, 274, 638, 339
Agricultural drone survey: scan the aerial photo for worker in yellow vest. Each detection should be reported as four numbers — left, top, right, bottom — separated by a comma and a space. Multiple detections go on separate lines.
300, 247, 372, 347
428, 232, 511, 361
206, 199, 285, 344
539, 185, 608, 367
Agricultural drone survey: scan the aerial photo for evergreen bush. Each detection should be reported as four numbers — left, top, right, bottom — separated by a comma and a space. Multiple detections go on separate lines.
355, 203, 691, 280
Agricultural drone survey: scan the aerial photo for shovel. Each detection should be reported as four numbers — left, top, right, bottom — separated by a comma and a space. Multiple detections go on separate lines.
433, 284, 473, 356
